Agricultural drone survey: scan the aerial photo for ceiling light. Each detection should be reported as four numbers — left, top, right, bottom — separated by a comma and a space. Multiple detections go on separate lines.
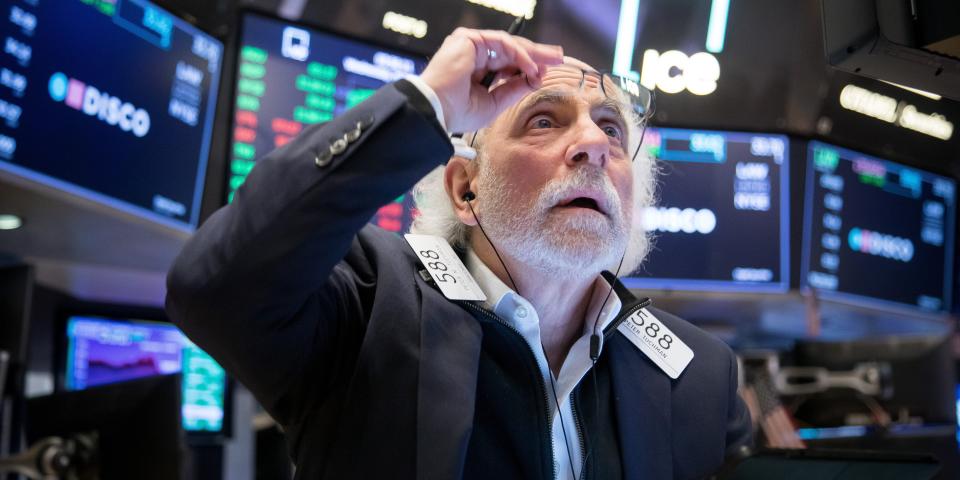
383, 11, 427, 39
0, 214, 22, 230
466, 0, 536, 20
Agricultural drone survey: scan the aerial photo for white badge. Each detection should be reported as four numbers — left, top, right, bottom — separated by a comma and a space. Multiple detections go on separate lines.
617, 308, 694, 379
405, 234, 487, 302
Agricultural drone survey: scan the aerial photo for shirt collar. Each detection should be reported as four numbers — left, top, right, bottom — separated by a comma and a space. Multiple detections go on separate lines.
464, 249, 623, 335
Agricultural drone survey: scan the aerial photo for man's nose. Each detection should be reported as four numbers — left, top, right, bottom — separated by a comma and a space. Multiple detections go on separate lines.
565, 117, 610, 168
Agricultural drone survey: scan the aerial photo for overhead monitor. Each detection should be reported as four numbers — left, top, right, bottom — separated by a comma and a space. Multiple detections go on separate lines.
626, 127, 790, 292
64, 316, 228, 434
228, 11, 427, 233
802, 141, 956, 313
0, 0, 223, 230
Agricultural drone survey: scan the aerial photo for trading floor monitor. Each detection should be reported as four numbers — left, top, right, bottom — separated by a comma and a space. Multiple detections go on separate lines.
228, 10, 427, 233
627, 127, 790, 293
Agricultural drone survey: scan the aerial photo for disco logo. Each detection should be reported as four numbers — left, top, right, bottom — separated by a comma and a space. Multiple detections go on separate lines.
847, 227, 914, 262
642, 207, 717, 234
48, 72, 150, 137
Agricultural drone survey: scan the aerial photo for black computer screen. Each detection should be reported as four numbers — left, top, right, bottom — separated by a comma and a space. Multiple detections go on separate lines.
626, 127, 790, 292
802, 141, 956, 313
228, 12, 427, 233
0, 0, 223, 230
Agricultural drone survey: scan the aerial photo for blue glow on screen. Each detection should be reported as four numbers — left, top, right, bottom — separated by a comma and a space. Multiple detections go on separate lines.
797, 426, 869, 440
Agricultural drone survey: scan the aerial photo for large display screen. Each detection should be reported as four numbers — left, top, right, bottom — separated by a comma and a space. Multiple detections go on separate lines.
0, 0, 222, 229
802, 141, 956, 313
65, 316, 227, 433
626, 127, 790, 292
229, 12, 426, 233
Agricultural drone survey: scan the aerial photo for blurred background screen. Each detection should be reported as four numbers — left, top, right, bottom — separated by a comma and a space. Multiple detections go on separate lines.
627, 127, 789, 292
0, 0, 223, 229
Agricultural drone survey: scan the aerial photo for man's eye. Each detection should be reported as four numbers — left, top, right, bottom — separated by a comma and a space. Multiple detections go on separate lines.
602, 124, 623, 138
532, 117, 553, 129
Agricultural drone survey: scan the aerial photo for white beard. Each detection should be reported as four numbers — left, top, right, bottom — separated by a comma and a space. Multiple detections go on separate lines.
475, 163, 635, 278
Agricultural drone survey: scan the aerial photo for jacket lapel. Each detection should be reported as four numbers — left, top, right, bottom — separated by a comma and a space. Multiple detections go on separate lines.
608, 327, 673, 480
414, 273, 484, 480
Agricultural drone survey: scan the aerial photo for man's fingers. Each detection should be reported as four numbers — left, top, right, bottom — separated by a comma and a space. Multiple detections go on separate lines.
489, 74, 537, 111
424, 27, 563, 132
511, 35, 564, 66
463, 29, 561, 80
464, 30, 539, 80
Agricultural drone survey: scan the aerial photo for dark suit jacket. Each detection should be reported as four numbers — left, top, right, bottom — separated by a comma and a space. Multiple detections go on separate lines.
166, 81, 752, 479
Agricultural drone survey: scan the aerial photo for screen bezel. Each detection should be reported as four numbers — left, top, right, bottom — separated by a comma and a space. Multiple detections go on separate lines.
222, 7, 429, 206
54, 306, 234, 442
623, 127, 792, 294
799, 139, 957, 315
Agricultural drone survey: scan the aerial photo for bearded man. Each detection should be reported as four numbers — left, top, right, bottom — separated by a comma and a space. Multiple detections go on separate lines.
166, 27, 751, 480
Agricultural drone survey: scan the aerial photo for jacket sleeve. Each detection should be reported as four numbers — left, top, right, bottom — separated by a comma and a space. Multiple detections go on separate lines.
165, 81, 452, 424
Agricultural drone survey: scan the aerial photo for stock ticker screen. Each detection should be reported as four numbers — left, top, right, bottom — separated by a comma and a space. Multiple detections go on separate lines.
802, 141, 956, 313
229, 12, 426, 233
65, 316, 228, 433
626, 127, 789, 292
0, 0, 223, 229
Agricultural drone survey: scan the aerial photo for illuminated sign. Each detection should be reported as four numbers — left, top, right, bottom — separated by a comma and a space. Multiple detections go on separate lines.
10, 6, 37, 35
642, 206, 717, 234
735, 161, 772, 211
839, 84, 954, 140
0, 98, 21, 127
848, 227, 914, 262
342, 52, 416, 83
466, 0, 536, 19
281, 26, 310, 61
48, 72, 151, 137
0, 133, 15, 159
5, 37, 31, 66
639, 49, 720, 96
382, 11, 427, 39
1, 68, 26, 96
169, 61, 204, 126
613, 0, 729, 91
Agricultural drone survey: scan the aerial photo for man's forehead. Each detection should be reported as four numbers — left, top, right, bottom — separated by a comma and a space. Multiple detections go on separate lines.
510, 62, 607, 113
537, 59, 602, 92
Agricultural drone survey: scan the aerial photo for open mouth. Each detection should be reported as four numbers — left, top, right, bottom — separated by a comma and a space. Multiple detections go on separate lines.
558, 196, 605, 214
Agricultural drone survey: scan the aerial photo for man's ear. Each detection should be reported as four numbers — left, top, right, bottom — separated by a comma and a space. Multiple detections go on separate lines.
444, 155, 478, 226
